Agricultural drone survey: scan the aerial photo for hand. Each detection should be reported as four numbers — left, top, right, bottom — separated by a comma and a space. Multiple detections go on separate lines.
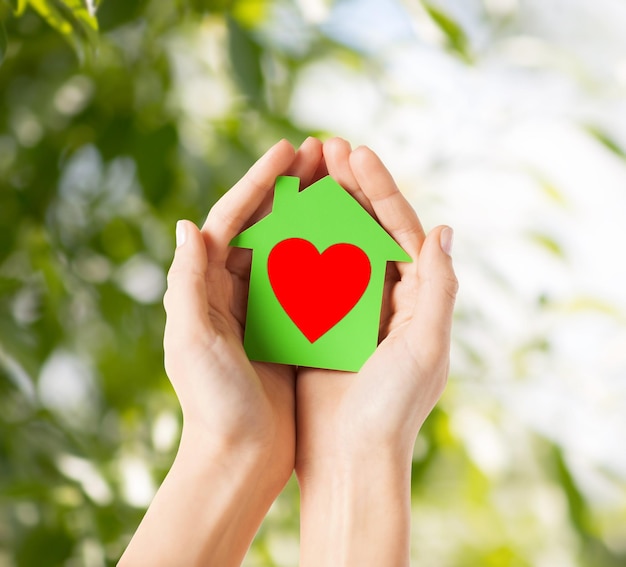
120, 138, 325, 567
165, 140, 297, 474
295, 138, 458, 566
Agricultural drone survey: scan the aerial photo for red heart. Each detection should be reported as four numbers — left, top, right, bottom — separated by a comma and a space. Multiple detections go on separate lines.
268, 238, 371, 343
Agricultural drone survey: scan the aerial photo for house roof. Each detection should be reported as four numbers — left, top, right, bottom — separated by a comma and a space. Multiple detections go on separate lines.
230, 175, 412, 262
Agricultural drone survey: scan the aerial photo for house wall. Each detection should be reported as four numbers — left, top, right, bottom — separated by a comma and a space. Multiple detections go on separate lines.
243, 251, 388, 371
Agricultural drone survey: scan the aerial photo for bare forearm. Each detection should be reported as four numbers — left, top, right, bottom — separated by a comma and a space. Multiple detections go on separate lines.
297, 450, 412, 567
118, 431, 279, 567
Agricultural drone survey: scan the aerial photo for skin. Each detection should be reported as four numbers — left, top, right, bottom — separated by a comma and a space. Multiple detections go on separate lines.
296, 139, 457, 566
118, 137, 458, 566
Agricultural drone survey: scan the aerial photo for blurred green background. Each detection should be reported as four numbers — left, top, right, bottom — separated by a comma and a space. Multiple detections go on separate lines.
1, 0, 625, 565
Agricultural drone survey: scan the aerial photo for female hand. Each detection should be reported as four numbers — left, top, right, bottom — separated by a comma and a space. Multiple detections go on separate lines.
120, 138, 325, 567
164, 138, 311, 478
295, 138, 458, 566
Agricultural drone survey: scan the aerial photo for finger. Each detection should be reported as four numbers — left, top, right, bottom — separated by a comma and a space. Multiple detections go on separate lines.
405, 226, 458, 369
286, 136, 324, 187
349, 146, 426, 262
311, 158, 329, 183
322, 137, 375, 215
202, 139, 296, 263
163, 220, 214, 355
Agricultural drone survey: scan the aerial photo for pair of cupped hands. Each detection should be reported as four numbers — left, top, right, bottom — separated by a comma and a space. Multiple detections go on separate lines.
166, 135, 456, 475
121, 137, 457, 567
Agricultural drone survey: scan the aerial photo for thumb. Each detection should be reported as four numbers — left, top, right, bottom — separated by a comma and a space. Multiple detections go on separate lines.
163, 220, 214, 356
407, 225, 458, 369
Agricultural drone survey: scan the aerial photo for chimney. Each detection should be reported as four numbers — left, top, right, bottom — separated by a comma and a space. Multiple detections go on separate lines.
272, 176, 300, 214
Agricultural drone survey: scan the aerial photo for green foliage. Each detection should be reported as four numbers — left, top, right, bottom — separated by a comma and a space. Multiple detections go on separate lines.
0, 2, 298, 565
422, 1, 471, 62
1, 0, 98, 62
585, 125, 626, 160
227, 15, 265, 108
0, 20, 7, 64
1, 1, 625, 566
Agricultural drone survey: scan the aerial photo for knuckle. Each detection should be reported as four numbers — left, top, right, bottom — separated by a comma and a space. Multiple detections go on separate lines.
207, 203, 245, 234
165, 264, 185, 286
443, 274, 459, 301
166, 264, 206, 288
163, 267, 207, 316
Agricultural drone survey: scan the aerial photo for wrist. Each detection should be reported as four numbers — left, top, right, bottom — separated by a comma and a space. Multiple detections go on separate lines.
297, 446, 411, 499
178, 420, 294, 499
296, 437, 413, 482
119, 427, 272, 567
297, 448, 412, 567
177, 424, 269, 470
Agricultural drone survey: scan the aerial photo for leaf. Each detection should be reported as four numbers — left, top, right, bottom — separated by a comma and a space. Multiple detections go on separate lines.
561, 296, 621, 317
26, 0, 98, 37
227, 15, 265, 107
232, 0, 267, 29
15, 524, 74, 566
528, 231, 565, 258
59, 0, 98, 30
422, 1, 472, 62
539, 180, 567, 205
28, 0, 74, 34
25, 0, 99, 63
4, 0, 28, 16
585, 124, 626, 160
0, 21, 7, 66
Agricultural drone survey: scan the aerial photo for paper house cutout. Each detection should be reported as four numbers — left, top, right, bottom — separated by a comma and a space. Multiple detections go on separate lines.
230, 175, 411, 371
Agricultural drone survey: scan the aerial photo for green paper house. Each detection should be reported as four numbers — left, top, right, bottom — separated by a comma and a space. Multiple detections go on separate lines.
230, 175, 411, 372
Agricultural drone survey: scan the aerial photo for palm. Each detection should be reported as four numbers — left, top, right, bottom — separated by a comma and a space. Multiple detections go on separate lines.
177, 253, 295, 450
295, 262, 420, 456
295, 139, 454, 469
175, 138, 324, 476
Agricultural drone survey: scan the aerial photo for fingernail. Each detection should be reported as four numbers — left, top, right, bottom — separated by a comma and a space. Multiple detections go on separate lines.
176, 221, 187, 247
440, 227, 454, 256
